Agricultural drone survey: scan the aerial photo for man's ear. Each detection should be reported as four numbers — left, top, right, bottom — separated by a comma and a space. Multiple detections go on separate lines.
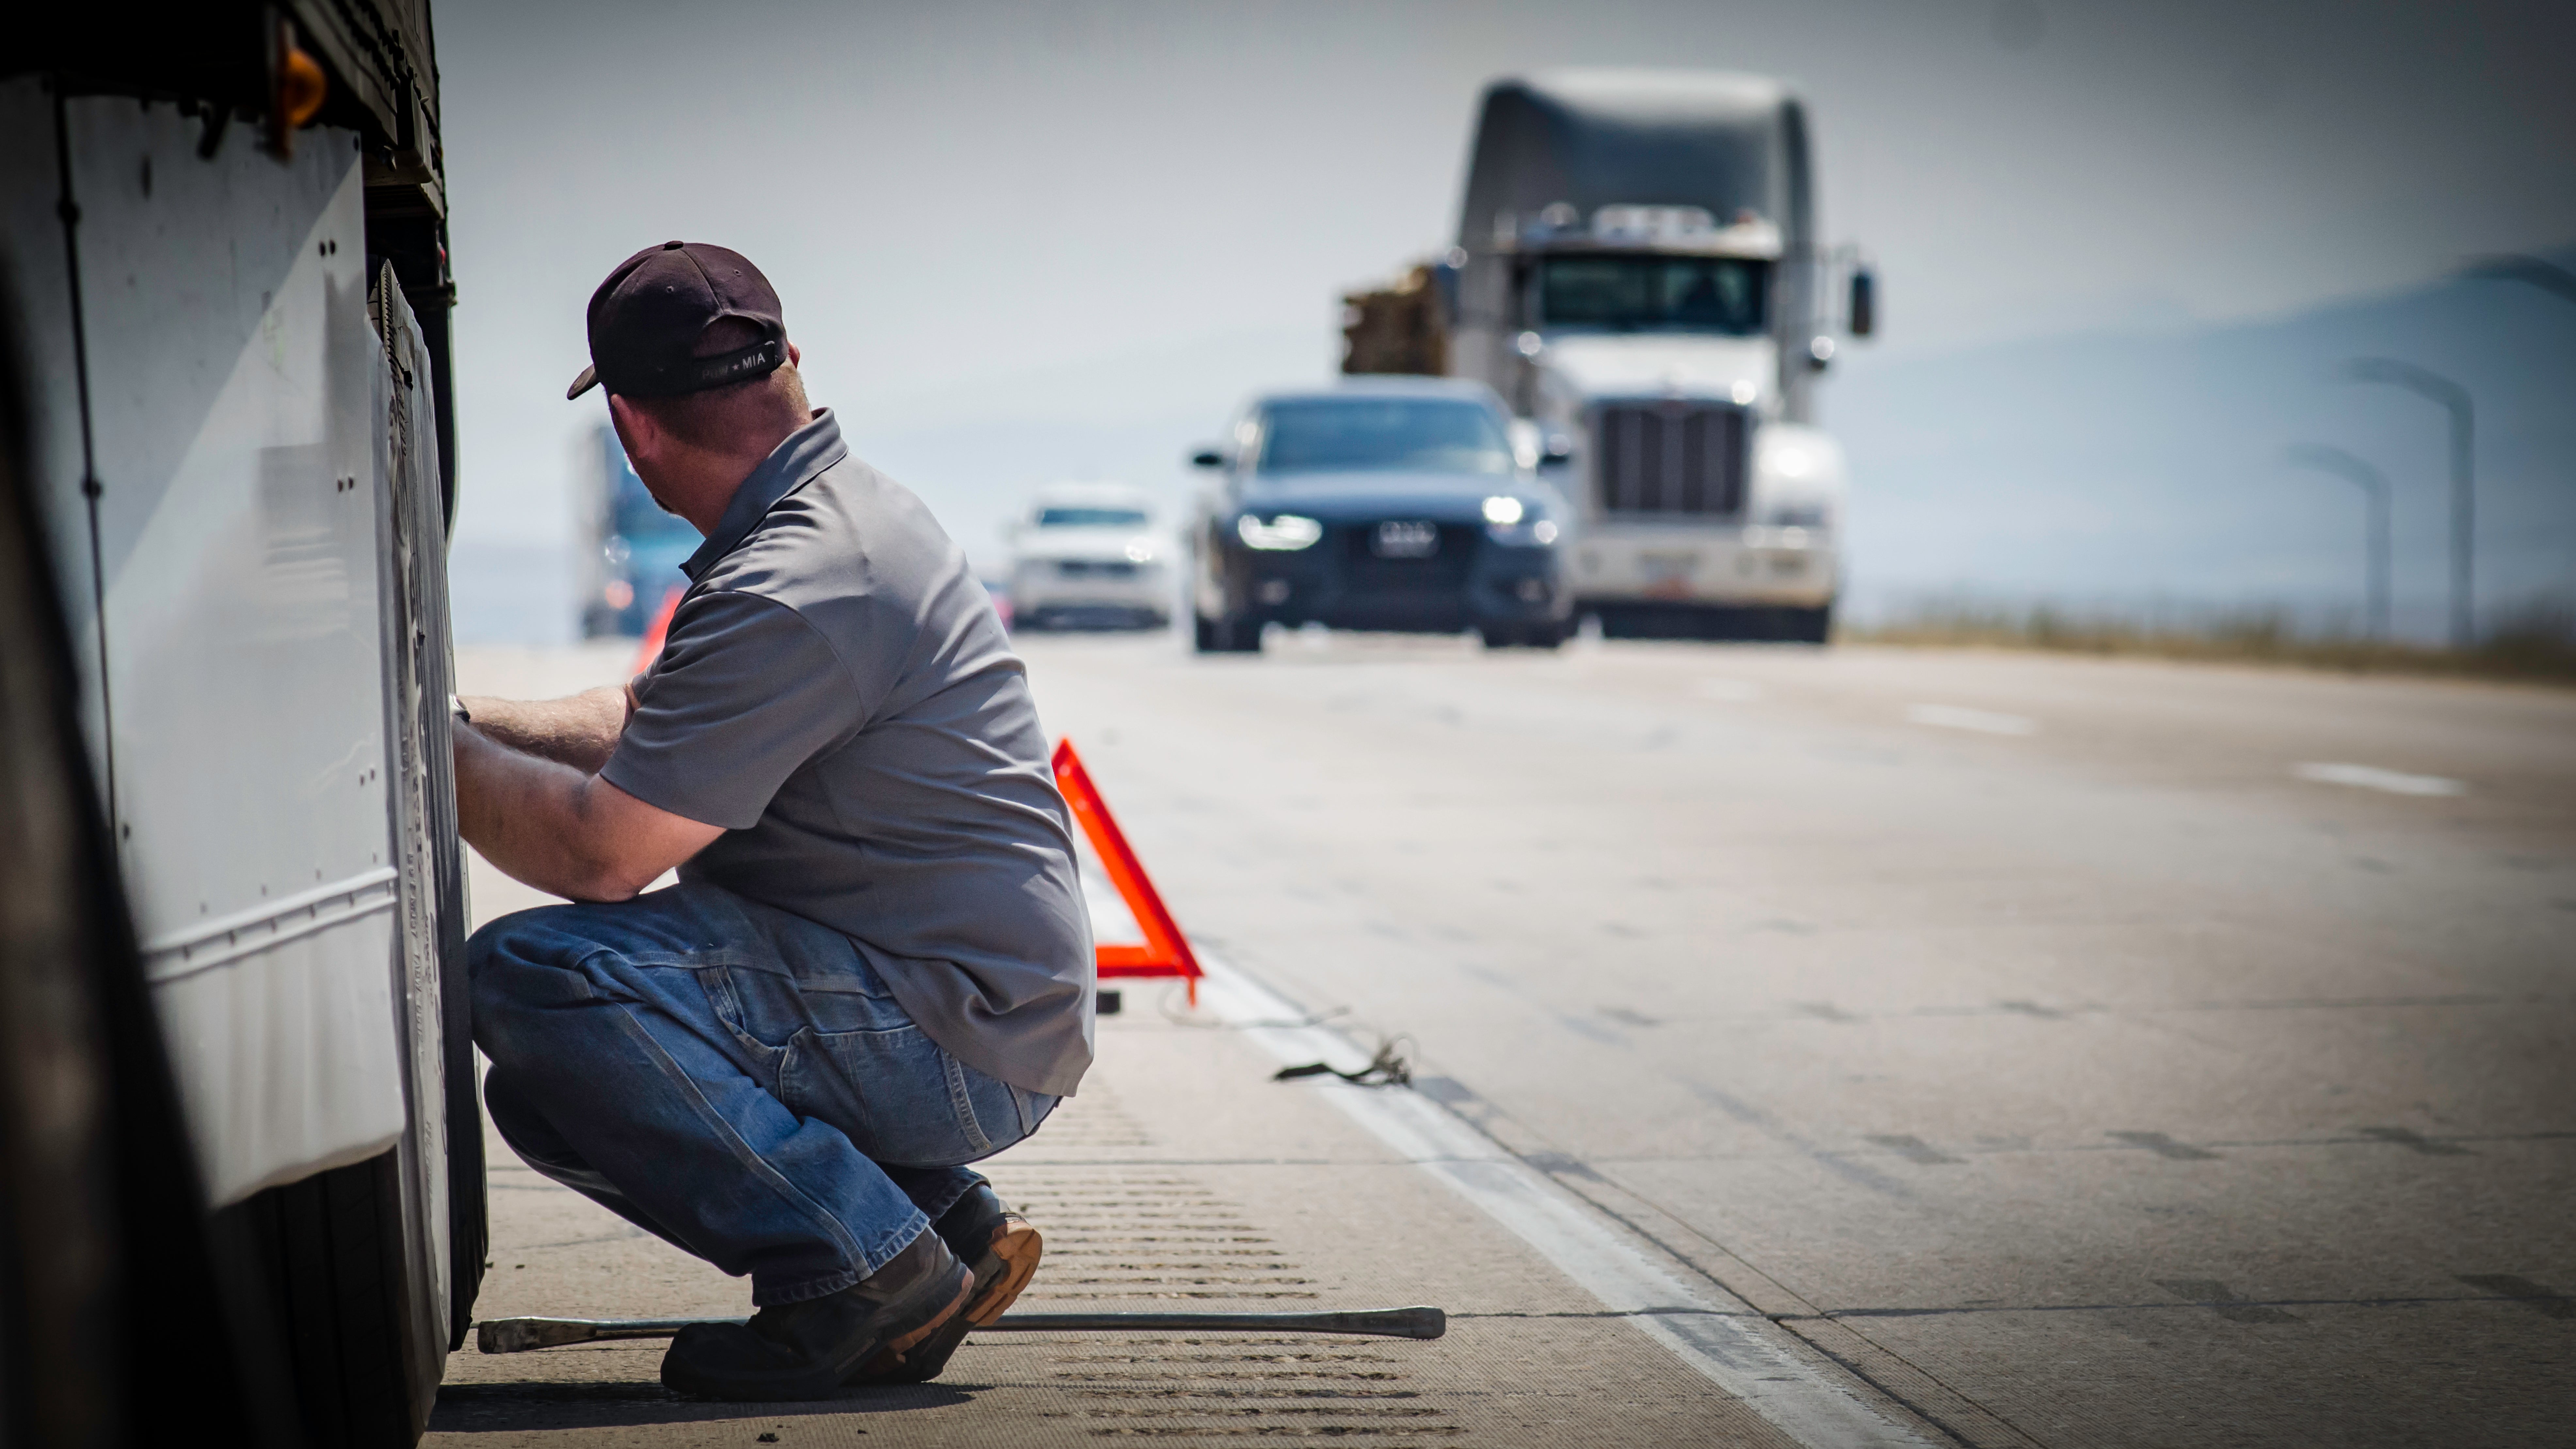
786, 339, 801, 369
607, 393, 659, 465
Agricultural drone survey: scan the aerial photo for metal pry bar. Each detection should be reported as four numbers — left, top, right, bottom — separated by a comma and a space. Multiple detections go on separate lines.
960, 1308, 1444, 1339
476, 1306, 1446, 1355
479, 1317, 708, 1353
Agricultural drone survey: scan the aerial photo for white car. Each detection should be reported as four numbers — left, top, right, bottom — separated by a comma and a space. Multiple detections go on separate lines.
1007, 483, 1174, 630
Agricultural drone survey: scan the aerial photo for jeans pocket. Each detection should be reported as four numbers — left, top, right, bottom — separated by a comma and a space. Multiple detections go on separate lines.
696, 966, 788, 1070
782, 1024, 991, 1167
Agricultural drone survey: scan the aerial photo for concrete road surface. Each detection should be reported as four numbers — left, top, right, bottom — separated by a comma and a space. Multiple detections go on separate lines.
439, 634, 2575, 1447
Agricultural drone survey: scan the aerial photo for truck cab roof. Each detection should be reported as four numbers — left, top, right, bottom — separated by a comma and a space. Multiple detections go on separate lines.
1458, 69, 1811, 256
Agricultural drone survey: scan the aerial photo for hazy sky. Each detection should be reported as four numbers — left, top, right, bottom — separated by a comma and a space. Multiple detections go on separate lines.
436, 0, 2576, 580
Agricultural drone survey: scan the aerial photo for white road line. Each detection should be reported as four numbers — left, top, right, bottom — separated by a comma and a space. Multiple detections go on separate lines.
1198, 957, 1931, 1449
1905, 703, 2037, 736
2293, 761, 2466, 797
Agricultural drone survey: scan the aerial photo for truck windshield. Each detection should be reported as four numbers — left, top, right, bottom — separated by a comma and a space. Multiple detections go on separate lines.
1037, 507, 1149, 527
1257, 399, 1515, 476
1538, 256, 1767, 334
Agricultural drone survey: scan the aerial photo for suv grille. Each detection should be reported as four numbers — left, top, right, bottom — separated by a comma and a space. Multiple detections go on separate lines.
1336, 521, 1475, 590
1591, 402, 1749, 517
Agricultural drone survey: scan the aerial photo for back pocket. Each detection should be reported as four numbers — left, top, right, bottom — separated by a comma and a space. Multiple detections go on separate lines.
780, 1023, 984, 1167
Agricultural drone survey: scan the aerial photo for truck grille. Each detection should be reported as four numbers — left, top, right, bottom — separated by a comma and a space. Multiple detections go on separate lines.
1590, 402, 1749, 517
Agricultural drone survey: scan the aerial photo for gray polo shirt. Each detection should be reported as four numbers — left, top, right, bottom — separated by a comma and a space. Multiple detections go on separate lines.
601, 411, 1094, 1097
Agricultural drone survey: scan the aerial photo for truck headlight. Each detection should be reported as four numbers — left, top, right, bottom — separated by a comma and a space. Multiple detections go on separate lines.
1481, 496, 1524, 525
1238, 513, 1323, 551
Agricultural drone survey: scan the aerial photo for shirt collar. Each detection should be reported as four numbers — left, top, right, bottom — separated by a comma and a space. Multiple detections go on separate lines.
680, 409, 848, 581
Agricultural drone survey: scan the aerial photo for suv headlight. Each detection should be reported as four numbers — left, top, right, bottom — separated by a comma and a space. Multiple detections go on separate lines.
1483, 497, 1560, 546
1237, 513, 1323, 551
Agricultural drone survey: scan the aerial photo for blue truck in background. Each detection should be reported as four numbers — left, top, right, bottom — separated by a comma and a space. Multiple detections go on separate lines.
579, 424, 703, 636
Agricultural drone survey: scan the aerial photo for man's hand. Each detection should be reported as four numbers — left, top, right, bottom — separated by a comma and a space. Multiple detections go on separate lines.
452, 714, 721, 902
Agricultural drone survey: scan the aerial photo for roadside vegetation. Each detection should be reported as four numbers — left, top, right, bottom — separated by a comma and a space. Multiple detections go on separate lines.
1849, 596, 2576, 685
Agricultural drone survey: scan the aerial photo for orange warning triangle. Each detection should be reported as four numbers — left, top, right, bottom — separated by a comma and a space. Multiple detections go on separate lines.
1051, 739, 1203, 1004
633, 584, 685, 674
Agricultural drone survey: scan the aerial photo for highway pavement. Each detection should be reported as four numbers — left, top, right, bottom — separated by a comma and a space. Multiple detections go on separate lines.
1017, 629, 2576, 1447
440, 632, 2575, 1446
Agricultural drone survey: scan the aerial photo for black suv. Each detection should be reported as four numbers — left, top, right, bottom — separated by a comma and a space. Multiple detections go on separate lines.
1187, 379, 1576, 652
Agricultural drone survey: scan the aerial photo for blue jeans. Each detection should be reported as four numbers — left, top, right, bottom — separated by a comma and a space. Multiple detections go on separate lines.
469, 881, 1056, 1306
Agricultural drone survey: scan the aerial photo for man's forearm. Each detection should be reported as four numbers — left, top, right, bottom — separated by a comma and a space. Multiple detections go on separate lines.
453, 722, 649, 901
459, 685, 631, 774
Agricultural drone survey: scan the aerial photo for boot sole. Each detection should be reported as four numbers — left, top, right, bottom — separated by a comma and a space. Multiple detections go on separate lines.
880, 1268, 976, 1360
966, 1214, 1044, 1327
841, 1266, 974, 1386
848, 1215, 1041, 1386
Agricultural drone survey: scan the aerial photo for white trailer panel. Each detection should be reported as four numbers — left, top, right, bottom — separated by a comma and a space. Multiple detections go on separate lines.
63, 98, 405, 1205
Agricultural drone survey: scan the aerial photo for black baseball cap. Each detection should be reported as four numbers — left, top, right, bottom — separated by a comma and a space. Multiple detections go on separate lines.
566, 240, 787, 400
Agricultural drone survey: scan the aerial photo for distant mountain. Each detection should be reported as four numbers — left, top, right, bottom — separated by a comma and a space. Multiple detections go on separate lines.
1831, 245, 2576, 641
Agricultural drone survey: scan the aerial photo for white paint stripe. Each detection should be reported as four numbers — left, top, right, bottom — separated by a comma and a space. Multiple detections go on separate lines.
1198, 958, 1930, 1449
2293, 761, 2465, 797
1905, 703, 2036, 736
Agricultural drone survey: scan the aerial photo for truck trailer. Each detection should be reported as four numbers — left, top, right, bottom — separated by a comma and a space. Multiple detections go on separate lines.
1347, 70, 1876, 641
1, 6, 480, 1443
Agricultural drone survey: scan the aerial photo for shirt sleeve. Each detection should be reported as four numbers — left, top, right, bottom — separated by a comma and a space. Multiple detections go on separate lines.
600, 589, 863, 830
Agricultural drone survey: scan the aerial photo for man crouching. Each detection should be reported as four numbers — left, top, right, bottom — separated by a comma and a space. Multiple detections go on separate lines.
453, 241, 1092, 1400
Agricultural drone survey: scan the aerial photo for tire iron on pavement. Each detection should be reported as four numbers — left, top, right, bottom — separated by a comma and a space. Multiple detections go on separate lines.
477, 1306, 1447, 1354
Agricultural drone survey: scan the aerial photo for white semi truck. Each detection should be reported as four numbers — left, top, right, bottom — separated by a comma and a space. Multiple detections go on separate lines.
1, 6, 479, 1443
1349, 70, 1876, 641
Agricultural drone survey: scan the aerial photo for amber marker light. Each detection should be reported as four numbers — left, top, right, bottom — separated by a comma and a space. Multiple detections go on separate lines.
281, 44, 328, 129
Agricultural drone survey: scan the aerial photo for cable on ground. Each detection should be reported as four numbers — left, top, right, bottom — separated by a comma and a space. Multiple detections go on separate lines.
1273, 1034, 1414, 1087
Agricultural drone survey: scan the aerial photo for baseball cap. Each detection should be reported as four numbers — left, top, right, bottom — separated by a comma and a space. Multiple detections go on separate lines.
566, 241, 786, 400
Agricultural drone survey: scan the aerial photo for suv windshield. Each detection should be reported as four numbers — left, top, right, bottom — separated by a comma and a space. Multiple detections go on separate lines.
1539, 256, 1767, 334
1036, 506, 1148, 528
1257, 399, 1514, 476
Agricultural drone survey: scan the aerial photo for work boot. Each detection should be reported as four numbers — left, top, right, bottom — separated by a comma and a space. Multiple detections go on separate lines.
847, 1184, 1045, 1385
660, 1232, 971, 1401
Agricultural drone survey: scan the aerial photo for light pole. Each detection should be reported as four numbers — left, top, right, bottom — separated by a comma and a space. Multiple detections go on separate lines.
2285, 445, 2392, 640
2344, 359, 2474, 648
